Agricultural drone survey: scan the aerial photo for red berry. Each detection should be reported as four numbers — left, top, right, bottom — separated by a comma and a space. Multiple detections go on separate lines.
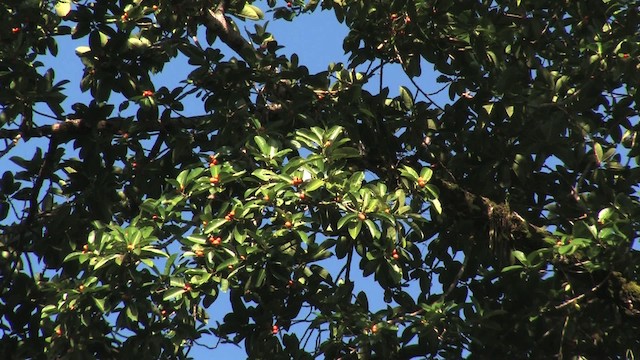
291, 176, 303, 186
209, 236, 221, 245
272, 325, 279, 334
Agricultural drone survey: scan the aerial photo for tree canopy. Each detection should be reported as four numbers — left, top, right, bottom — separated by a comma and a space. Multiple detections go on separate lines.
2, 0, 640, 358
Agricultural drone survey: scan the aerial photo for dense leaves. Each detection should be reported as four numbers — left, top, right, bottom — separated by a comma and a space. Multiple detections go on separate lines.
1, 0, 640, 359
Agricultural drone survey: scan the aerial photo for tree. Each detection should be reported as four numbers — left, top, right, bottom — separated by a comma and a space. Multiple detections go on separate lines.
2, 0, 640, 358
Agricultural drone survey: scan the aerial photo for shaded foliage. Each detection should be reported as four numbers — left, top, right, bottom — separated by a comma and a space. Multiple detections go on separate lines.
1, 0, 640, 359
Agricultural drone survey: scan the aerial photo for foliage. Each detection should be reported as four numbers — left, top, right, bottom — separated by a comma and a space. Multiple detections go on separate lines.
1, 0, 640, 358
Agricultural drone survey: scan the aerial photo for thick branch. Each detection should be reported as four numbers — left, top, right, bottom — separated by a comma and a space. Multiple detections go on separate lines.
433, 178, 553, 250
203, 3, 258, 64
0, 115, 212, 141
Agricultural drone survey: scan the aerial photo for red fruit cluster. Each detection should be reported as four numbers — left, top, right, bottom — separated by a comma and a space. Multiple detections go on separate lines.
208, 236, 222, 245
291, 176, 303, 186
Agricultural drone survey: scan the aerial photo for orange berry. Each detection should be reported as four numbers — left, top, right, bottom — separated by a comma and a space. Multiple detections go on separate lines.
142, 90, 154, 97
152, 214, 159, 220
208, 154, 218, 165
209, 175, 220, 184
152, 5, 159, 11
55, 328, 63, 336
183, 283, 192, 291
78, 284, 85, 292
357, 212, 366, 221
417, 177, 426, 188
224, 210, 235, 221
209, 236, 221, 245
195, 249, 205, 257
291, 176, 303, 186
82, 244, 89, 253
263, 194, 270, 201
392, 249, 399, 260
371, 324, 378, 333
121, 13, 128, 21
284, 221, 293, 229
272, 324, 279, 334
297, 192, 306, 200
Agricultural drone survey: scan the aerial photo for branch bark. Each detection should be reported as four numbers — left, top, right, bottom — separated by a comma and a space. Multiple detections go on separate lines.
0, 115, 213, 141
203, 2, 259, 65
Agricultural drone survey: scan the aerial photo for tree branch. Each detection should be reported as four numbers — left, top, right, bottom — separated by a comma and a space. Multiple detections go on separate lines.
203, 2, 259, 65
0, 115, 213, 141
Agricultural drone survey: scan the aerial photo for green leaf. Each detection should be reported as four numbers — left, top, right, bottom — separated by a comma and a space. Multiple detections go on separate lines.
348, 221, 362, 239
400, 165, 419, 181
304, 179, 324, 192
55, 0, 72, 17
597, 207, 616, 223
126, 304, 139, 322
163, 287, 187, 301
363, 219, 380, 239
505, 105, 514, 118
512, 250, 528, 266
594, 142, 603, 164
237, 4, 264, 20
185, 235, 208, 245
337, 213, 357, 229
430, 198, 442, 214
204, 219, 228, 233
399, 86, 414, 109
